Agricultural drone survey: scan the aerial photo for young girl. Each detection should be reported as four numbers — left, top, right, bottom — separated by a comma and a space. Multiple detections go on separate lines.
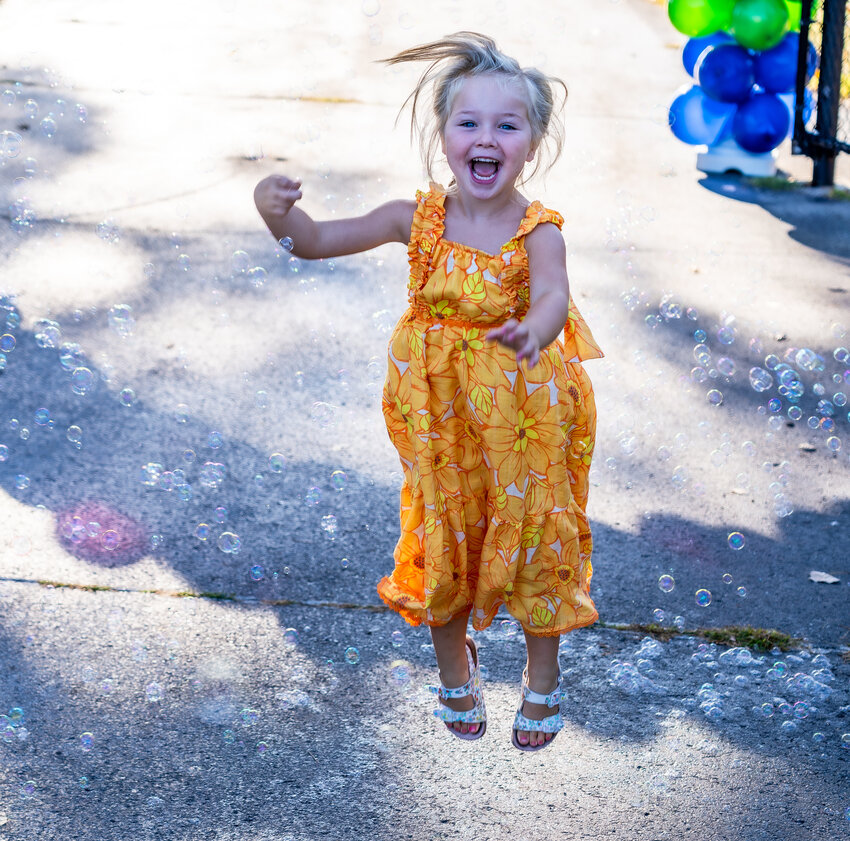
254, 32, 603, 751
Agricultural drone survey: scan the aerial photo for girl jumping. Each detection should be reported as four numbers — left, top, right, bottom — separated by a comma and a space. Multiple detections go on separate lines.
254, 31, 603, 751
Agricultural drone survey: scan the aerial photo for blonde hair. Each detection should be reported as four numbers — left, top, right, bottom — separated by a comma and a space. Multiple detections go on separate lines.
381, 31, 567, 185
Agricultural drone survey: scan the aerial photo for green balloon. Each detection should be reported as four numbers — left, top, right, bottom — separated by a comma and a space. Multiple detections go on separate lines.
732, 0, 790, 51
782, 0, 817, 31
784, 0, 802, 31
668, 0, 732, 38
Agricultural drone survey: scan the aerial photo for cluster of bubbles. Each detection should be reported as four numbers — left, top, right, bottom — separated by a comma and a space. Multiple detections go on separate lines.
0, 707, 29, 745
598, 632, 848, 750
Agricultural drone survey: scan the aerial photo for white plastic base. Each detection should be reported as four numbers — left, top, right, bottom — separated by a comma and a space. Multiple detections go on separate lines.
696, 137, 778, 177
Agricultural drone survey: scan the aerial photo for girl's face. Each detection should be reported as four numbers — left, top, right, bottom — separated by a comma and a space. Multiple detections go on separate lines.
441, 74, 536, 201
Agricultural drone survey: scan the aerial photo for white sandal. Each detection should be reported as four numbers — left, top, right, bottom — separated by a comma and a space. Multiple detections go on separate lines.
430, 636, 487, 741
511, 668, 563, 751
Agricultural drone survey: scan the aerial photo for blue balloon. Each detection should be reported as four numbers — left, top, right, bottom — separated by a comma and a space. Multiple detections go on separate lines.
668, 85, 738, 146
732, 93, 791, 153
683, 31, 735, 77
806, 40, 818, 81
755, 32, 799, 93
697, 44, 756, 103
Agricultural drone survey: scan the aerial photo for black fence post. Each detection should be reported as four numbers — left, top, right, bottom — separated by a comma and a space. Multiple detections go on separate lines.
813, 0, 847, 185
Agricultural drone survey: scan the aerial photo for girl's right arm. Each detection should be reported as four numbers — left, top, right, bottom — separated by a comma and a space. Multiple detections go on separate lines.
253, 175, 416, 259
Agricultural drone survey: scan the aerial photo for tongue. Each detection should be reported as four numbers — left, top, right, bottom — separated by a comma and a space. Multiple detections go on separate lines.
472, 160, 497, 177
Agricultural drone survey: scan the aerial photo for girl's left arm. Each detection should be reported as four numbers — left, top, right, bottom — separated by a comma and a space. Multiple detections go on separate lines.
486, 222, 569, 367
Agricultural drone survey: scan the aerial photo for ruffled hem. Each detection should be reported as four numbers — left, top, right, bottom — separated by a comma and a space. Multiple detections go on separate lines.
377, 578, 599, 636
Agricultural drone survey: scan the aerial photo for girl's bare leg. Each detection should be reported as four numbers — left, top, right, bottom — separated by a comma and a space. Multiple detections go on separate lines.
516, 631, 561, 748
429, 609, 479, 735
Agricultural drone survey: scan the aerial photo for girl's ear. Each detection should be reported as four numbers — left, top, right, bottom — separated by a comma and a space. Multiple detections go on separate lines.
526, 144, 537, 163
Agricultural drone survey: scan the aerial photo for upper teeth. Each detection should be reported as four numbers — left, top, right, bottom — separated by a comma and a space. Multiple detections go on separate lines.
473, 158, 498, 163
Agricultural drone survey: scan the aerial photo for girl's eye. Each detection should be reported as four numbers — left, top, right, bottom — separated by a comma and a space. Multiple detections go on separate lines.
500, 124, 516, 131
459, 120, 475, 128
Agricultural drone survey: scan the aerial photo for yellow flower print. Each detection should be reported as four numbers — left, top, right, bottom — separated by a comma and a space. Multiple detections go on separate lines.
428, 299, 456, 320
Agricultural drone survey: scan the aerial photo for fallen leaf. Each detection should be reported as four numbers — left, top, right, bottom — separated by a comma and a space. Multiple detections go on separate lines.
809, 570, 840, 584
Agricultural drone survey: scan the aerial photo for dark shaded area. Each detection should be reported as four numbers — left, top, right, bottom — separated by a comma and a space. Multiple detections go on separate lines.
699, 171, 850, 262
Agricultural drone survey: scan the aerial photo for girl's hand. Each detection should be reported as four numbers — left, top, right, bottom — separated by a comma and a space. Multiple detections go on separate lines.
486, 318, 541, 368
253, 175, 303, 219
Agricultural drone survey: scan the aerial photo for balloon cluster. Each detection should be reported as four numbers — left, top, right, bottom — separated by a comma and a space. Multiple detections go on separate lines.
667, 0, 819, 154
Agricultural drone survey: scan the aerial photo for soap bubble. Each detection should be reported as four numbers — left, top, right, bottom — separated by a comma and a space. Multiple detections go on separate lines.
20, 780, 36, 799
101, 530, 119, 550
389, 660, 411, 687
340, 557, 350, 569
693, 329, 707, 343
14, 474, 29, 490
749, 367, 773, 392
217, 532, 241, 554
310, 402, 336, 428
70, 367, 94, 395
96, 219, 121, 243
717, 357, 736, 376
34, 408, 50, 426
35, 319, 61, 348
501, 619, 520, 638
250, 565, 264, 581
658, 574, 675, 593
0, 130, 22, 160
214, 506, 228, 523
716, 325, 736, 345
305, 486, 321, 505
255, 390, 269, 409
362, 0, 380, 15
283, 628, 298, 645
119, 388, 135, 407
145, 682, 163, 702
278, 237, 294, 252
207, 431, 224, 449
695, 589, 712, 607
240, 708, 259, 728
391, 630, 404, 648
268, 453, 286, 473
344, 646, 361, 665
79, 732, 94, 751
736, 586, 747, 598
0, 333, 15, 352
727, 532, 745, 550
722, 573, 733, 585
243, 266, 266, 288
706, 389, 723, 406
331, 469, 347, 490
108, 304, 134, 337
198, 462, 225, 489
321, 514, 338, 536
652, 608, 665, 622
175, 404, 189, 423
231, 250, 250, 274
0, 445, 8, 462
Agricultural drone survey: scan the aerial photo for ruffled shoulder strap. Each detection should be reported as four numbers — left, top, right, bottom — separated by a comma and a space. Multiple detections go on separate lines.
516, 201, 564, 238
407, 183, 447, 292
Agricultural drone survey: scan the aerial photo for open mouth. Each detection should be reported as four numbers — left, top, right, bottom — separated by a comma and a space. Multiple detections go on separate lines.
469, 157, 500, 184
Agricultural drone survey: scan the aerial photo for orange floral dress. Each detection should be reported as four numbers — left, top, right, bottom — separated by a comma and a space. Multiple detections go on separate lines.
377, 184, 604, 636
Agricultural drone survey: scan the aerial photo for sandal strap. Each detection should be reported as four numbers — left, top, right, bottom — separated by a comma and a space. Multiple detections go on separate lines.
433, 704, 487, 724
521, 670, 562, 708
513, 709, 563, 734
430, 638, 487, 723
433, 640, 478, 699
